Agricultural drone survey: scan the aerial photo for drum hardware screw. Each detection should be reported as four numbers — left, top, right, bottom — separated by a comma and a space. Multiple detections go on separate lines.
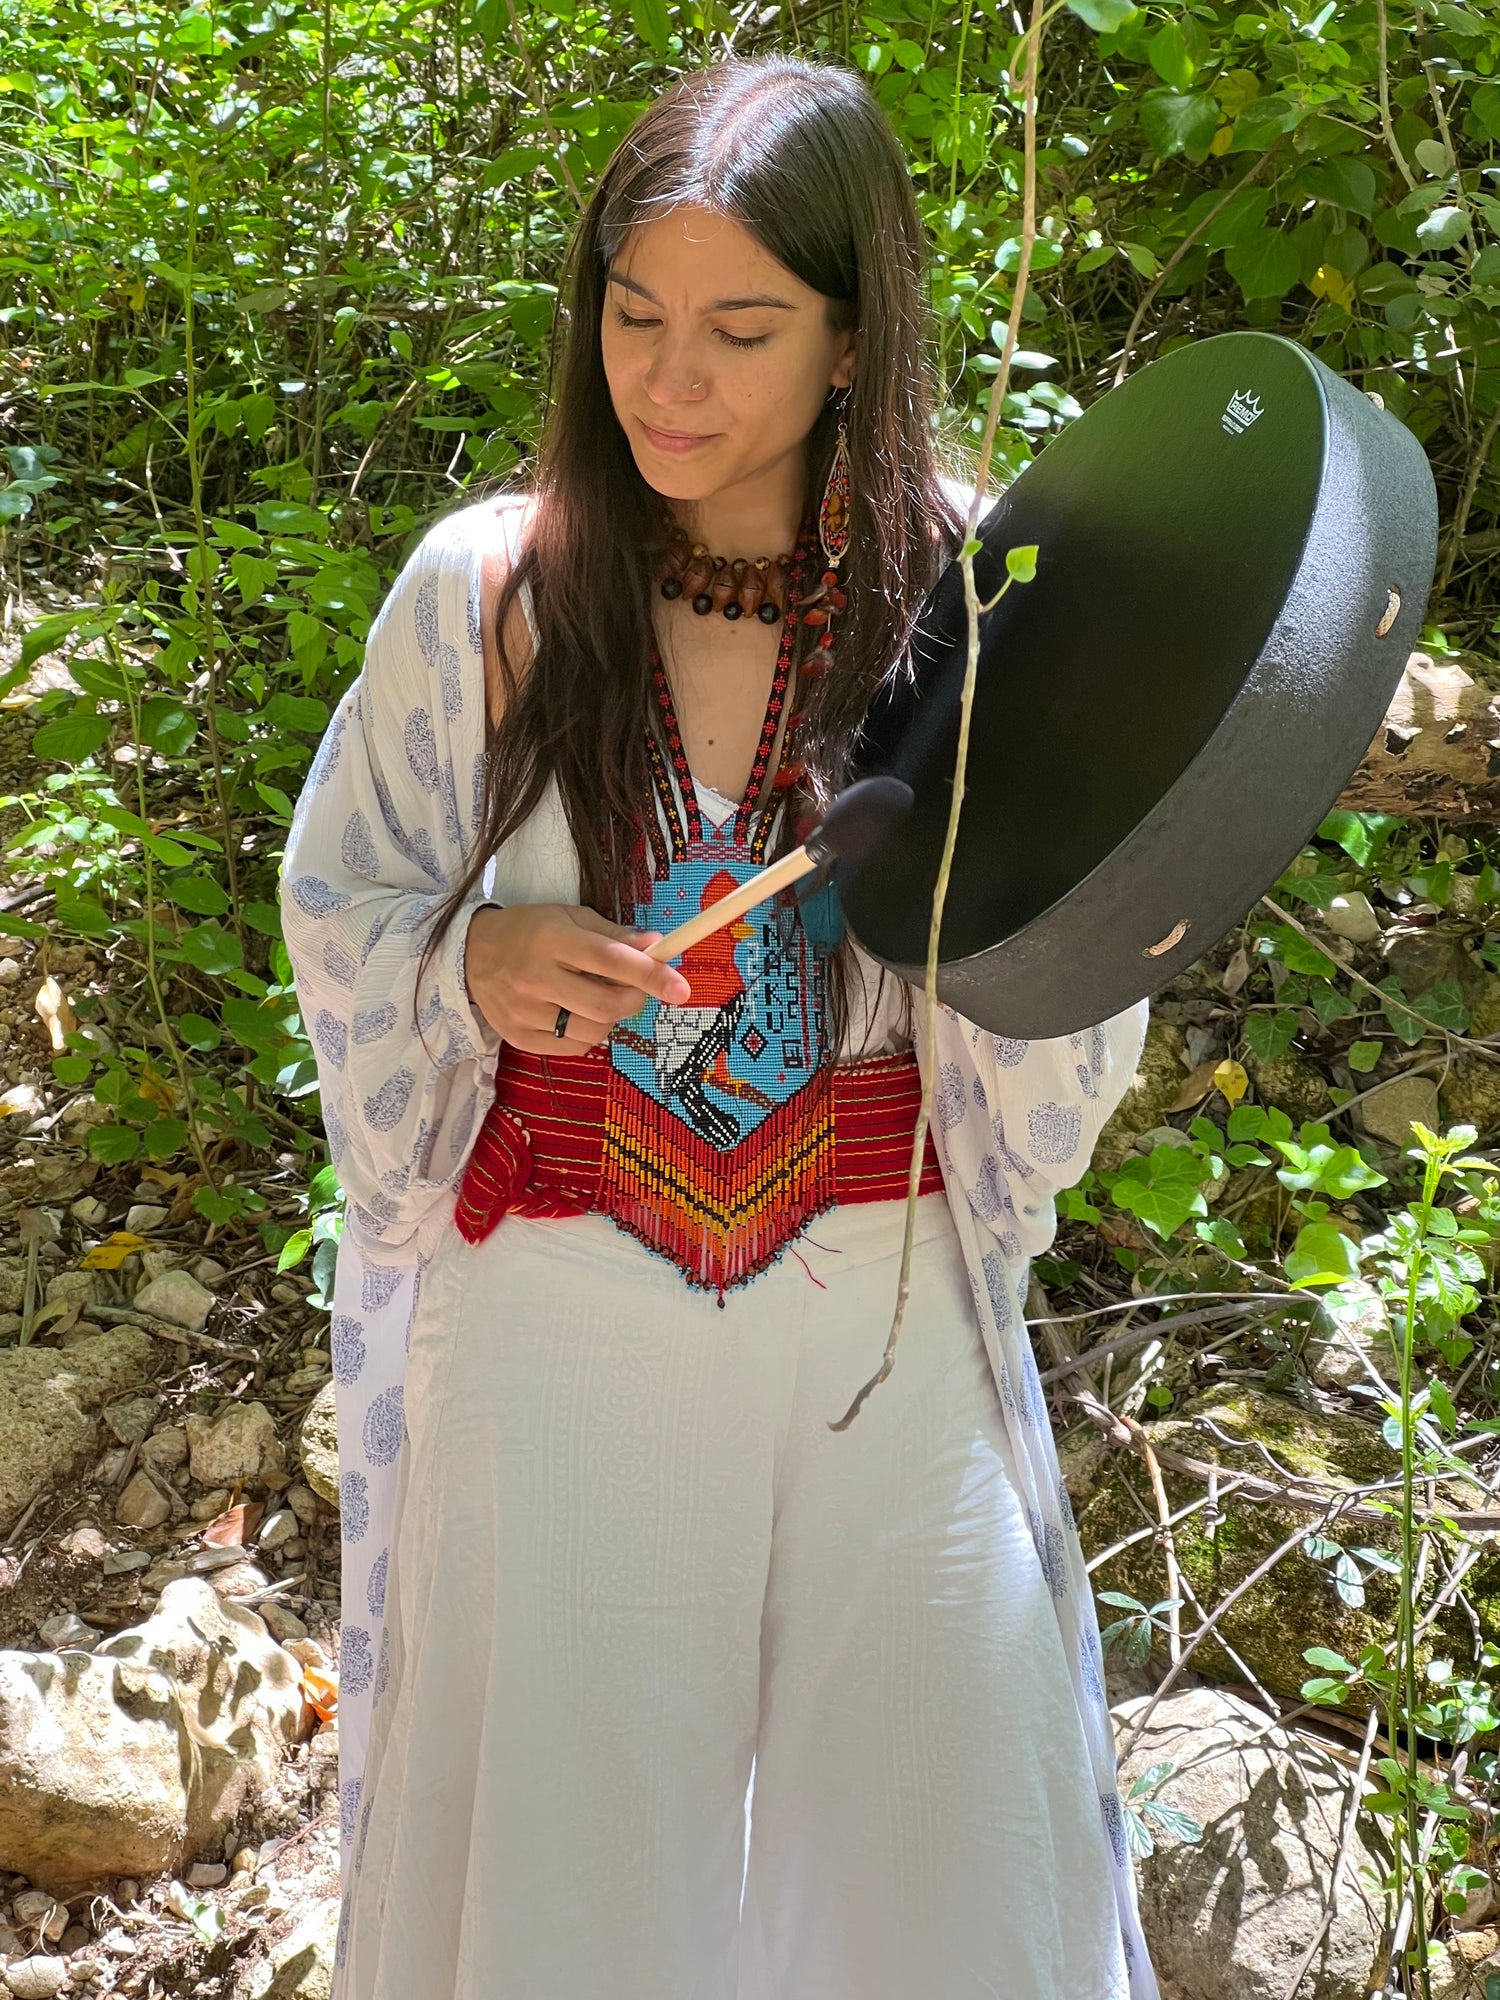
1376, 587, 1401, 638
1143, 918, 1191, 957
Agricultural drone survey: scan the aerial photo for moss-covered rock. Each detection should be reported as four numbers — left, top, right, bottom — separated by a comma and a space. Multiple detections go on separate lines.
1065, 1383, 1493, 1711
1094, 1019, 1187, 1171
1440, 1054, 1500, 1142
1248, 1050, 1334, 1124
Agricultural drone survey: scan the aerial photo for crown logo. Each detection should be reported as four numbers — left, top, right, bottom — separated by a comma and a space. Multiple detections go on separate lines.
1221, 389, 1265, 436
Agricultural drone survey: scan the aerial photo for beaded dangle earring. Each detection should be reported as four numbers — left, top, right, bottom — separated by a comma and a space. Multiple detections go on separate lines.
774, 382, 853, 803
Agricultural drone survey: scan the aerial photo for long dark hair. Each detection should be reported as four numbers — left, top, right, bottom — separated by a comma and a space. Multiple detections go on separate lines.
415, 52, 972, 1050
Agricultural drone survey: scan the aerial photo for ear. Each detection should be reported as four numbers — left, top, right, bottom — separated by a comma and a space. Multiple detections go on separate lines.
831, 330, 859, 390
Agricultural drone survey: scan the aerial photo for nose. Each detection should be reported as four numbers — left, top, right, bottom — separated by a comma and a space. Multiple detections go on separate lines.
642, 338, 708, 407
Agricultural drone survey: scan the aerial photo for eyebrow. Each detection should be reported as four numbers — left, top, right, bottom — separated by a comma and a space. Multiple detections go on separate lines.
606, 268, 794, 313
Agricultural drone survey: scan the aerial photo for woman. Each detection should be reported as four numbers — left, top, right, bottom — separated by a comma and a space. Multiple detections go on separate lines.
282, 51, 1159, 2000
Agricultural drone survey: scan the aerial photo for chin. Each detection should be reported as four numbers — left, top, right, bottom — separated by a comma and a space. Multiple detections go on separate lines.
636, 463, 723, 503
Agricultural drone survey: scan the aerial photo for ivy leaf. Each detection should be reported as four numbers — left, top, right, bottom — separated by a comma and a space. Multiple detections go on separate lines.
1421, 978, 1470, 1035
1311, 986, 1357, 1025
1107, 1146, 1209, 1238
1319, 809, 1400, 867
1259, 924, 1338, 978
1375, 976, 1427, 1047
1245, 1011, 1298, 1063
1348, 1039, 1383, 1073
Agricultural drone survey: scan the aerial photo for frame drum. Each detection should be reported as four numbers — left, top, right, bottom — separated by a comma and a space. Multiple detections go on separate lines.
838, 331, 1438, 1039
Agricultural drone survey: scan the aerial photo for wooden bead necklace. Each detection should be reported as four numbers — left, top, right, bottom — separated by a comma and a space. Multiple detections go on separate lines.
655, 520, 793, 623
653, 518, 849, 641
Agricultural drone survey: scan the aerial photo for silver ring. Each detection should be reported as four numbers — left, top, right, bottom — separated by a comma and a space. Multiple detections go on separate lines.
553, 1007, 570, 1039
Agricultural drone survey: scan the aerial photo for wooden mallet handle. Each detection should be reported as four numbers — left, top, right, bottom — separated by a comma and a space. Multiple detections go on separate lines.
645, 846, 817, 962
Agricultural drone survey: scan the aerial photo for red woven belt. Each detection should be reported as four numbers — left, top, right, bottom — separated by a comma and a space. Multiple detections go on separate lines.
454, 1047, 944, 1247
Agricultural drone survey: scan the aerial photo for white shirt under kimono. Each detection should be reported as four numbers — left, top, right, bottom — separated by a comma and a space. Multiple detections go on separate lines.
279, 489, 1159, 1999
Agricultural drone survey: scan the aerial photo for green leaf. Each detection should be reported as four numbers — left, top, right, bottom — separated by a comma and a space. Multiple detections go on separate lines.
1224, 229, 1302, 302
1146, 20, 1194, 89
263, 692, 329, 734
139, 697, 199, 756
32, 712, 112, 762
1348, 1039, 1382, 1073
1421, 978, 1470, 1035
1107, 1146, 1208, 1238
1066, 0, 1138, 28
1311, 986, 1357, 1025
1261, 924, 1338, 978
1006, 544, 1038, 582
1414, 206, 1467, 251
87, 1123, 141, 1165
178, 922, 243, 976
1318, 809, 1400, 867
1300, 158, 1378, 218
1303, 1646, 1357, 1673
1245, 1010, 1298, 1063
1474, 83, 1500, 143
1141, 1801, 1203, 1844
630, 0, 669, 53
254, 500, 327, 538
276, 1227, 313, 1272
178, 1013, 221, 1050
1139, 89, 1220, 160
165, 873, 231, 916
1376, 976, 1426, 1047
1286, 1222, 1361, 1287
144, 1117, 187, 1158
255, 780, 295, 822
52, 1054, 94, 1085
242, 900, 284, 937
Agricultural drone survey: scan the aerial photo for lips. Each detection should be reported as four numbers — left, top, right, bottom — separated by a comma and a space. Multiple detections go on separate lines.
639, 420, 718, 451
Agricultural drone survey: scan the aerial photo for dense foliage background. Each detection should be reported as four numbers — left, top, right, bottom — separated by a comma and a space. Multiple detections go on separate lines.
0, 0, 1495, 1284
3, 5, 1500, 1981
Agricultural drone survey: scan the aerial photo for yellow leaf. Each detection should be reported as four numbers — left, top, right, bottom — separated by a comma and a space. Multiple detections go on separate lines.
126, 280, 146, 311
1214, 1059, 1249, 1107
138, 1068, 177, 1111
1310, 264, 1355, 311
80, 1231, 148, 1270
1209, 122, 1234, 156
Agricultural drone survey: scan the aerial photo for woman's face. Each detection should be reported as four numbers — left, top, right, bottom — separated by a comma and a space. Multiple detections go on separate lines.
600, 203, 857, 507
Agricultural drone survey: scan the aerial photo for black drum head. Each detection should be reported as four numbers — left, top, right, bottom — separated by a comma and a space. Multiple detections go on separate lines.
838, 331, 1437, 1038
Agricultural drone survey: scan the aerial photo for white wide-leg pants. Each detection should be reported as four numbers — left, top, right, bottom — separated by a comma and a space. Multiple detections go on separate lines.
335, 1192, 1129, 2000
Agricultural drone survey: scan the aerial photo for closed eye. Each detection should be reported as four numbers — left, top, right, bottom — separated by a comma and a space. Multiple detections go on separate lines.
612, 306, 768, 351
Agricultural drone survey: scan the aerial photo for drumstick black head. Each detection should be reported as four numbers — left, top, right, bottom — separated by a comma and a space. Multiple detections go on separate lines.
798, 775, 913, 895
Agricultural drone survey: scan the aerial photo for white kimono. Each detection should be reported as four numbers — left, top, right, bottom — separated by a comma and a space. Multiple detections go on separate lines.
279, 490, 1159, 1998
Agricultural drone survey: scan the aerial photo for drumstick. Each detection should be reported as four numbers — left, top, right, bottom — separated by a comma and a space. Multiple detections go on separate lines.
645, 775, 913, 963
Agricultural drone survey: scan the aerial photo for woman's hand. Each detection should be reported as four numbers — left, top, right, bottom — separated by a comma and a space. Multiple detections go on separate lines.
465, 903, 692, 1055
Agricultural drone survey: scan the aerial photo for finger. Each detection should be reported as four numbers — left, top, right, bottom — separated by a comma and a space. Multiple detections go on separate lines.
531, 968, 654, 1023
560, 929, 692, 1005
513, 999, 620, 1042
502, 1018, 613, 1057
